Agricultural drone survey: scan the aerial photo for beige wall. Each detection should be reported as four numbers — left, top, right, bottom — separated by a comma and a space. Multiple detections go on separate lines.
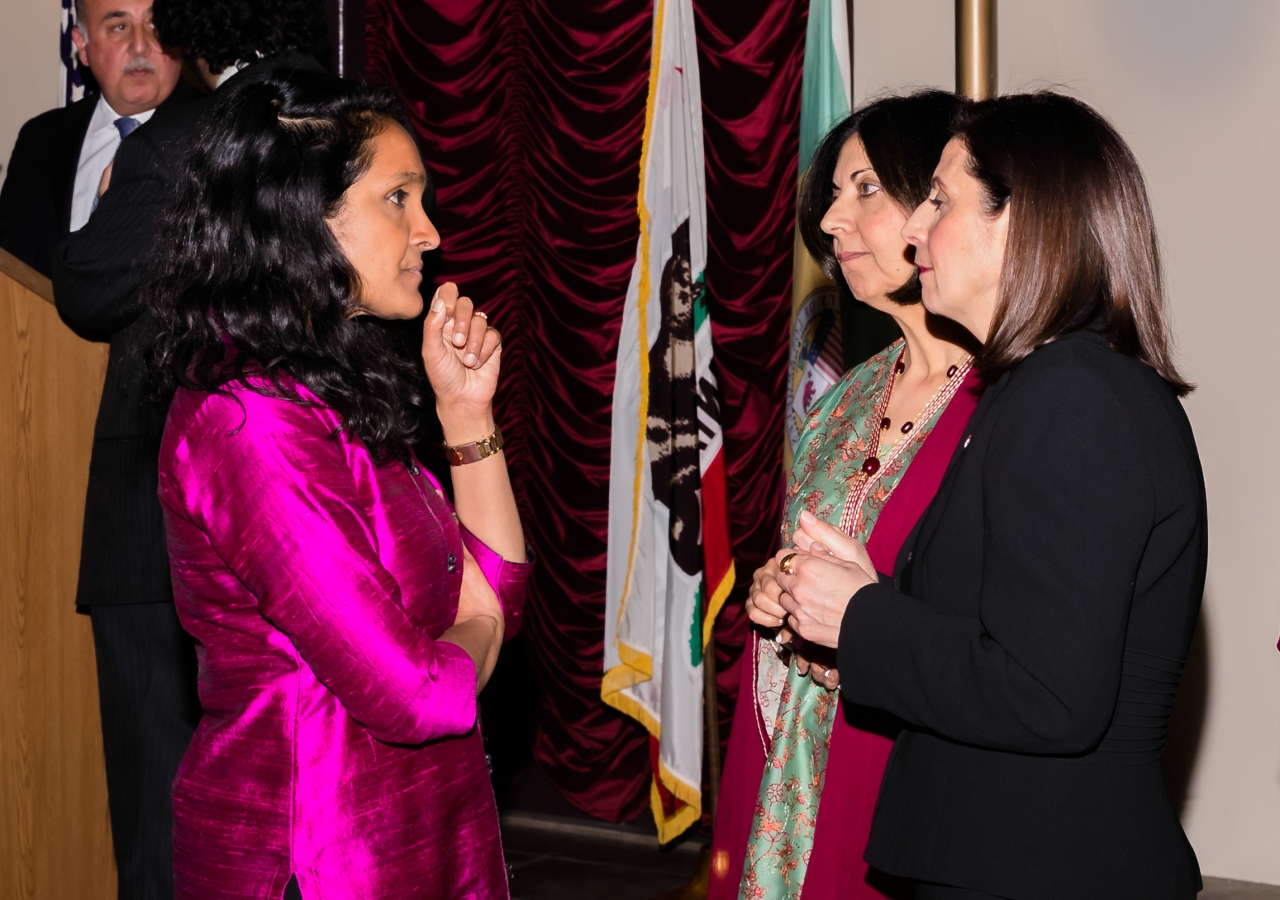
0, 0, 63, 189
856, 0, 1280, 885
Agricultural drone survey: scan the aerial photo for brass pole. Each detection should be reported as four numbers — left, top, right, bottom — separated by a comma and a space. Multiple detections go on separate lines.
955, 0, 997, 100
846, 0, 855, 104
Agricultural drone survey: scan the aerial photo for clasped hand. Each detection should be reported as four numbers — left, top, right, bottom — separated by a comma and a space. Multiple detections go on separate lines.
441, 546, 504, 691
745, 511, 879, 685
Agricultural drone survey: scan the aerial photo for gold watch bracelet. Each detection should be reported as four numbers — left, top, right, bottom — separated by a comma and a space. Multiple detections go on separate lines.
443, 426, 505, 466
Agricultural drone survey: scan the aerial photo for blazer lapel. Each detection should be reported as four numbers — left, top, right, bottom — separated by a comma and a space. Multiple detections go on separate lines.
54, 95, 97, 236
894, 370, 1010, 585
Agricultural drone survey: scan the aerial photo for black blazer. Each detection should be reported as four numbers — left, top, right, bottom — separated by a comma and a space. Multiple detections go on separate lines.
53, 80, 205, 608
837, 329, 1206, 900
0, 94, 96, 277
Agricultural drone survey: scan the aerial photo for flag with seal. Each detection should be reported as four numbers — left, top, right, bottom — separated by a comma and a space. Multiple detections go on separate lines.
786, 0, 853, 464
603, 0, 734, 844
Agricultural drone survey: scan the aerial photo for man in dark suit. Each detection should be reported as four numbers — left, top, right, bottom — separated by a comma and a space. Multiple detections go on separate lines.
9, 4, 203, 898
0, 0, 187, 278
0, 1, 197, 900
50, 3, 329, 899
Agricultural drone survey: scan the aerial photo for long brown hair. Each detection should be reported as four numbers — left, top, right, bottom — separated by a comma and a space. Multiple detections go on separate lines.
954, 92, 1192, 395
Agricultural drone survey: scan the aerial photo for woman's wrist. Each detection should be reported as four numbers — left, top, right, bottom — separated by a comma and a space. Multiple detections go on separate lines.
437, 404, 497, 447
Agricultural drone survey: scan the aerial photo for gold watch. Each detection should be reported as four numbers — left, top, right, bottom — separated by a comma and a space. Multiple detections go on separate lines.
444, 427, 504, 466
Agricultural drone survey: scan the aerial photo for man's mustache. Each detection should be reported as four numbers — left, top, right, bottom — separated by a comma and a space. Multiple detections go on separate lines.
123, 55, 156, 75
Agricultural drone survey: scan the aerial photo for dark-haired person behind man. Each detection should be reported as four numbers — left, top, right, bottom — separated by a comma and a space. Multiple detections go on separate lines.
151, 0, 329, 90
0, 0, 190, 277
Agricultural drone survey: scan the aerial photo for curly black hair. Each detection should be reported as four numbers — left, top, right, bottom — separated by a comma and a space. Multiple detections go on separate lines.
142, 66, 432, 466
152, 0, 328, 73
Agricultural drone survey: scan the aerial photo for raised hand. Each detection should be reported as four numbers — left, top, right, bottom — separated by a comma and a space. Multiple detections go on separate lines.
421, 282, 503, 434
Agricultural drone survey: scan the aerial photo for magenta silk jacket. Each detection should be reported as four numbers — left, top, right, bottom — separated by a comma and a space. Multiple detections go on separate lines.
157, 376, 529, 900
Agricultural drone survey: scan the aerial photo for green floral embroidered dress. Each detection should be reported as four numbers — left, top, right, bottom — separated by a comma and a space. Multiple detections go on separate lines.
739, 340, 971, 900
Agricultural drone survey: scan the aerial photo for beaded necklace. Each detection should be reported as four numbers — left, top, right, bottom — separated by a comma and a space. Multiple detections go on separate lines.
838, 348, 973, 536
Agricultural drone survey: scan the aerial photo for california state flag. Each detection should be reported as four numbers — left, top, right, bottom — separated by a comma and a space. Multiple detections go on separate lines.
603, 0, 735, 844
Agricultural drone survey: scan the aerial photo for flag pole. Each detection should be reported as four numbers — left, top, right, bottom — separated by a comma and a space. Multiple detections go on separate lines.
703, 644, 721, 829
955, 0, 997, 99
846, 0, 855, 103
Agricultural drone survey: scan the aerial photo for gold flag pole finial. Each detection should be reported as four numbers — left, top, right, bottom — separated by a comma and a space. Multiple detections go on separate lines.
956, 0, 997, 100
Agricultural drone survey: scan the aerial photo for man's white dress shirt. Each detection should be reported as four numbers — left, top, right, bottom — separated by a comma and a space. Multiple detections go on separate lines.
70, 97, 156, 232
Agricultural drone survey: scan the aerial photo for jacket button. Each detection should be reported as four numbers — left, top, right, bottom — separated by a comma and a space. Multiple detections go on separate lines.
446, 553, 457, 573
408, 464, 421, 476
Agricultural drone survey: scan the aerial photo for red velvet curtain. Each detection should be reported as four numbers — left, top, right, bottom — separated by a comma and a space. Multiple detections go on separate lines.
366, 0, 805, 822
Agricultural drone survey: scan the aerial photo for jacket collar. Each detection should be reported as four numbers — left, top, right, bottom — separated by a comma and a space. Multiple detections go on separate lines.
55, 94, 99, 234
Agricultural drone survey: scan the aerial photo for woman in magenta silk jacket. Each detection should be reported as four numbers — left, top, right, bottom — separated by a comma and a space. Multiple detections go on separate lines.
142, 69, 528, 899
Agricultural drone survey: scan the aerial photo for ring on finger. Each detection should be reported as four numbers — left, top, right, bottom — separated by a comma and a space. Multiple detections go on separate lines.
474, 311, 488, 322
779, 552, 798, 575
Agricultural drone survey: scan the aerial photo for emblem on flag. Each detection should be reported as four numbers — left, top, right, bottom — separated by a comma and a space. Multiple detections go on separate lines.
787, 286, 844, 450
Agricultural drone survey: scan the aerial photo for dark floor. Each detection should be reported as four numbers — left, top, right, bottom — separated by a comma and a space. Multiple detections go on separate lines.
503, 813, 705, 900
500, 813, 1280, 900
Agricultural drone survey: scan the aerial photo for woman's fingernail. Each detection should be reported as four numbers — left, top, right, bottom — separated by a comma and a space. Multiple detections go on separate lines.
464, 353, 478, 367
800, 510, 816, 524
454, 331, 466, 345
431, 296, 444, 313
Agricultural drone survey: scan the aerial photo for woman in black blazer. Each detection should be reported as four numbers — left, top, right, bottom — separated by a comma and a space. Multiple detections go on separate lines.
760, 93, 1207, 899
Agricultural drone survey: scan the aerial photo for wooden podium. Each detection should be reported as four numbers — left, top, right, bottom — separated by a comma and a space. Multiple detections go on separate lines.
0, 247, 116, 897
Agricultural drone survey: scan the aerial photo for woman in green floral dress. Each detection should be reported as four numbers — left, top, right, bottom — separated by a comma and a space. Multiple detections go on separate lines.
707, 91, 981, 900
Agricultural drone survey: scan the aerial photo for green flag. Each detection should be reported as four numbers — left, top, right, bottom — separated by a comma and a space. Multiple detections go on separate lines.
799, 0, 851, 169
787, 0, 852, 465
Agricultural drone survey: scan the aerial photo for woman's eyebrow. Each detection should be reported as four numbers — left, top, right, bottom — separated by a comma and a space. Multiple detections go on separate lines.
834, 166, 873, 189
393, 171, 427, 184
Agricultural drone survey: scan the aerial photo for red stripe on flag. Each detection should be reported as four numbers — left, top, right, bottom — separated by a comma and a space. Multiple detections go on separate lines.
701, 450, 733, 589
649, 735, 684, 821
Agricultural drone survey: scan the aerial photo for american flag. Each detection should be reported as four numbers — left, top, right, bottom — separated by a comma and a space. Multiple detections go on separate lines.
60, 0, 85, 107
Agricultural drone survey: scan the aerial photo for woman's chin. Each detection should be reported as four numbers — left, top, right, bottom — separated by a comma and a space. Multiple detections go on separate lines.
360, 296, 425, 321
920, 291, 947, 319
402, 296, 426, 320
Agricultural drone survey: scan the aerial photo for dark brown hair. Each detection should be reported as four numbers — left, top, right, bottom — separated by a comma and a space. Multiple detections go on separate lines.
799, 90, 962, 303
954, 92, 1192, 395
